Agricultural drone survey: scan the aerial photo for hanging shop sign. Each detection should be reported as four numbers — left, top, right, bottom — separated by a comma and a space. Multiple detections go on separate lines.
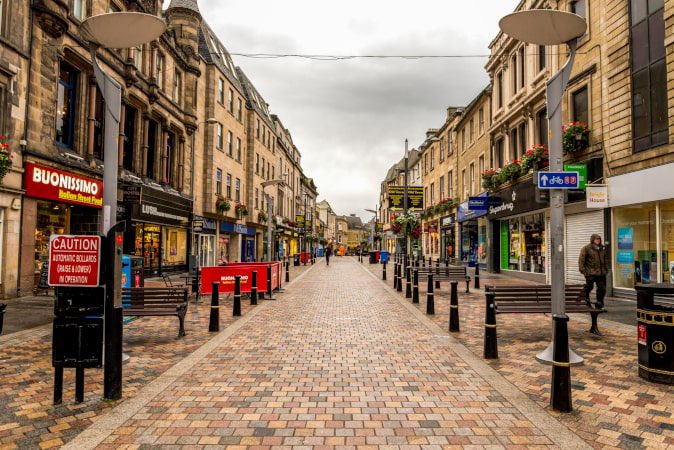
123, 185, 142, 204
24, 162, 103, 208
48, 235, 101, 287
441, 215, 455, 228
586, 185, 608, 208
388, 186, 424, 211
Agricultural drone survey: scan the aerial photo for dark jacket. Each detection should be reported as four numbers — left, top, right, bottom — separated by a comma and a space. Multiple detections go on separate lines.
578, 234, 608, 277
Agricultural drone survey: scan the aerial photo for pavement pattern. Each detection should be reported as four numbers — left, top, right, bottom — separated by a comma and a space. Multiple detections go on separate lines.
362, 260, 674, 450
65, 256, 588, 449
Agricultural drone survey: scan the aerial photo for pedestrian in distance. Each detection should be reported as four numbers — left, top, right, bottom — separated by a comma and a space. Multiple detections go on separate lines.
578, 234, 609, 309
325, 244, 332, 266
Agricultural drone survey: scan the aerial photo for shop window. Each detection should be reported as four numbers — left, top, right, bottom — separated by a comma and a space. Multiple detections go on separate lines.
122, 105, 137, 172
572, 86, 589, 125
216, 169, 222, 195
227, 130, 233, 157
163, 228, 187, 269
630, 0, 667, 152
236, 138, 242, 162
660, 201, 674, 283
235, 178, 240, 202
56, 62, 79, 149
226, 173, 231, 199
35, 201, 69, 277
613, 204, 657, 288
218, 78, 224, 104
504, 215, 545, 274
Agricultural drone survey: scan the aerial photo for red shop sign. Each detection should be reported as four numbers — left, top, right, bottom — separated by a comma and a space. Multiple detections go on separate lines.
24, 162, 103, 208
48, 235, 101, 287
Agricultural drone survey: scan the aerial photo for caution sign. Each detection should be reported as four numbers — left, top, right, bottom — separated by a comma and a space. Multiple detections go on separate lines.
48, 235, 101, 287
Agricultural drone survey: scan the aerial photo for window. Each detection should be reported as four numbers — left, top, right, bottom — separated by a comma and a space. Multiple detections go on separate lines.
218, 78, 224, 104
255, 153, 260, 174
440, 140, 445, 161
256, 119, 260, 139
511, 54, 518, 94
469, 163, 475, 195
448, 171, 453, 198
537, 109, 548, 146
56, 62, 79, 148
423, 154, 427, 174
461, 129, 466, 151
478, 155, 485, 181
0, 0, 5, 37
267, 162, 270, 180
228, 88, 234, 113
235, 178, 240, 202
237, 99, 242, 121
108, 1, 121, 12
478, 108, 485, 135
146, 120, 158, 179
172, 72, 182, 104
571, 0, 587, 19
571, 87, 589, 127
236, 137, 242, 162
424, 187, 428, 207
461, 169, 466, 200
538, 45, 547, 71
73, 0, 85, 20
430, 148, 435, 170
122, 105, 137, 171
439, 176, 445, 200
226, 173, 232, 198
261, 157, 265, 178
518, 122, 527, 158
496, 72, 503, 109
155, 53, 164, 90
430, 182, 435, 205
255, 188, 259, 209
519, 46, 525, 89
630, 0, 666, 152
133, 46, 143, 72
469, 118, 475, 143
216, 123, 223, 149
216, 169, 222, 195
165, 132, 175, 186
510, 127, 518, 161
496, 139, 504, 168
227, 131, 233, 157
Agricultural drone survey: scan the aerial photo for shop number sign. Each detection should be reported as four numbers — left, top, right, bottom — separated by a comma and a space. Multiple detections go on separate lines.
48, 235, 101, 287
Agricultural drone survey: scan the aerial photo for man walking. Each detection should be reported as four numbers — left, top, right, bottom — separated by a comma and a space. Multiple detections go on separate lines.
578, 234, 609, 309
325, 244, 332, 266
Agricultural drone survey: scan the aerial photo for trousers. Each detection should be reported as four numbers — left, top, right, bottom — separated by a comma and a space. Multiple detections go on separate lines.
584, 275, 606, 308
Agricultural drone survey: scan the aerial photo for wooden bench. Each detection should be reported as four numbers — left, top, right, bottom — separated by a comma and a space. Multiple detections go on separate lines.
411, 266, 471, 293
484, 284, 606, 334
121, 287, 189, 338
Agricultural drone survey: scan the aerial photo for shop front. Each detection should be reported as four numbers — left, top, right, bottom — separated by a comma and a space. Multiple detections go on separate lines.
423, 220, 440, 259
457, 194, 488, 267
20, 162, 103, 294
440, 215, 456, 262
220, 221, 255, 263
193, 215, 217, 267
123, 185, 192, 276
608, 162, 674, 294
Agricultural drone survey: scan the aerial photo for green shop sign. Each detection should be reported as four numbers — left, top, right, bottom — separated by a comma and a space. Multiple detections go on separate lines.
563, 163, 587, 189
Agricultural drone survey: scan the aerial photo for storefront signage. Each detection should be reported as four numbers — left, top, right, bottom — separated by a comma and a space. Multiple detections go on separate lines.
618, 228, 634, 250
441, 216, 455, 228
193, 216, 216, 233
124, 185, 141, 204
617, 251, 634, 263
458, 193, 488, 222
564, 164, 587, 189
24, 162, 103, 208
388, 186, 424, 211
537, 171, 579, 189
468, 197, 488, 211
131, 186, 192, 227
220, 221, 256, 236
486, 183, 542, 220
586, 185, 608, 208
48, 235, 101, 287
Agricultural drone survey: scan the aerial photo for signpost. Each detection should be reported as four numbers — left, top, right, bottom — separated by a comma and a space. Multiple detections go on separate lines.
389, 186, 424, 211
563, 163, 587, 189
537, 171, 580, 189
48, 236, 102, 287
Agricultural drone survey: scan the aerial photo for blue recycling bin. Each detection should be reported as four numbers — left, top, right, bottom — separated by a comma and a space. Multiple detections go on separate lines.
121, 255, 144, 289
380, 251, 389, 264
318, 248, 324, 257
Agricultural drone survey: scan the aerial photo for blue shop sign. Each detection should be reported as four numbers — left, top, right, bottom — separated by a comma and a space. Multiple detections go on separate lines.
468, 197, 488, 211
458, 193, 488, 222
193, 215, 217, 233
220, 221, 256, 236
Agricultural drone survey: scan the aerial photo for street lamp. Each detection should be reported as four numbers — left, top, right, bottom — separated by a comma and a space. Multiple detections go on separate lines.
261, 179, 285, 262
365, 207, 377, 251
80, 12, 165, 401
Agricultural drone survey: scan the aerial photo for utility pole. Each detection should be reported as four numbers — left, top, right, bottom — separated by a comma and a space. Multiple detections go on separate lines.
403, 139, 409, 265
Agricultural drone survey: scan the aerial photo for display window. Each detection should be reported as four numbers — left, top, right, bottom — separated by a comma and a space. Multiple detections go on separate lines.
477, 218, 488, 266
661, 201, 674, 283
613, 204, 658, 288
219, 234, 230, 264
163, 227, 187, 269
135, 224, 161, 274
35, 201, 69, 275
461, 221, 478, 264
502, 213, 545, 274
197, 234, 216, 267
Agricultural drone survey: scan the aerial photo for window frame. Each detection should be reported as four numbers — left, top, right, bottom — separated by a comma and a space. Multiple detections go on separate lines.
56, 61, 79, 149
571, 84, 590, 126
73, 0, 86, 20
215, 168, 222, 195
216, 123, 223, 150
226, 173, 232, 199
228, 88, 234, 113
236, 137, 242, 162
155, 52, 165, 90
227, 130, 233, 157
172, 71, 182, 104
217, 78, 225, 104
235, 178, 240, 202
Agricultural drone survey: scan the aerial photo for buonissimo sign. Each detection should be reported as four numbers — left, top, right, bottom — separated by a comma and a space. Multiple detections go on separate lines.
24, 162, 103, 208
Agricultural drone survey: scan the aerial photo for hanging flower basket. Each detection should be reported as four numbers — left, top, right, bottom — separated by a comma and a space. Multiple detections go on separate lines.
257, 210, 268, 223
235, 203, 248, 218
411, 224, 422, 240
520, 144, 549, 173
481, 168, 501, 190
0, 136, 13, 183
563, 122, 590, 153
499, 161, 522, 184
215, 195, 231, 213
391, 222, 402, 234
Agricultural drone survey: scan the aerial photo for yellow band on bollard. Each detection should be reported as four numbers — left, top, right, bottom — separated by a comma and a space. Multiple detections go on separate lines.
450, 305, 459, 309
413, 285, 418, 288
210, 306, 220, 309
552, 361, 571, 367
427, 293, 434, 297
484, 324, 496, 328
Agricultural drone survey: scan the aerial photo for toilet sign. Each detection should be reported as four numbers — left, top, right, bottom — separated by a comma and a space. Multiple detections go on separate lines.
48, 235, 102, 287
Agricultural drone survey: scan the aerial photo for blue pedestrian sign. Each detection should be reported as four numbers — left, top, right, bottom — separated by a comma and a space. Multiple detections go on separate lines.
537, 171, 580, 189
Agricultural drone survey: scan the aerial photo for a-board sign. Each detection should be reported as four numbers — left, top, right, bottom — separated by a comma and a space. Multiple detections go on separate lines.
48, 235, 101, 287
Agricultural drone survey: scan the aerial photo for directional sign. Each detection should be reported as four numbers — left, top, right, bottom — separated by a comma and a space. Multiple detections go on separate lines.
537, 171, 579, 189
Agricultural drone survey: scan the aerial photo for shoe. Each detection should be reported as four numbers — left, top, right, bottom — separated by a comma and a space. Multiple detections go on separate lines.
595, 303, 604, 310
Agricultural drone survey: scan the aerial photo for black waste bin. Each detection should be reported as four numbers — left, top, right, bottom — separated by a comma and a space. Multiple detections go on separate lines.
636, 283, 674, 385
369, 251, 377, 264
294, 253, 300, 266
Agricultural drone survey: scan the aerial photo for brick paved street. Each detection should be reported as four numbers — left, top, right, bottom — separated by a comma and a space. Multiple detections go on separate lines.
65, 256, 588, 449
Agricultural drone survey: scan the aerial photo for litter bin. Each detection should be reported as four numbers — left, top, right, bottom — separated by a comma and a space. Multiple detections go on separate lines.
380, 251, 389, 264
636, 283, 674, 385
121, 255, 144, 288
369, 251, 377, 264
318, 248, 324, 257
294, 253, 300, 266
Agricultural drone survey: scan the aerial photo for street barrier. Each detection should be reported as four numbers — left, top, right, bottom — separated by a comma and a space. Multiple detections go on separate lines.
200, 262, 281, 295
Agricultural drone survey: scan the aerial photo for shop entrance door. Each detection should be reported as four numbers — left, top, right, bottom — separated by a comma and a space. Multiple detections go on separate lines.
143, 228, 161, 275
246, 239, 255, 262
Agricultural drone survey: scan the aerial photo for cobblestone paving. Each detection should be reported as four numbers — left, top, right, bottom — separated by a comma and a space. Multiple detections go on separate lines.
85, 256, 576, 449
363, 260, 674, 450
0, 263, 310, 449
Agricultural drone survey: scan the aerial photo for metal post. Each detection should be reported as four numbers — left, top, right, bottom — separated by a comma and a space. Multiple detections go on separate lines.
427, 274, 435, 315
551, 314, 572, 412
405, 267, 412, 299
209, 282, 220, 332
412, 268, 419, 304
475, 264, 481, 289
435, 259, 440, 289
382, 262, 387, 281
266, 192, 273, 262
233, 276, 242, 316
393, 262, 398, 287
449, 281, 459, 332
266, 264, 275, 300
251, 271, 258, 305
75, 368, 85, 403
396, 264, 402, 292
403, 139, 409, 261
54, 367, 63, 405
484, 292, 498, 359
285, 260, 290, 283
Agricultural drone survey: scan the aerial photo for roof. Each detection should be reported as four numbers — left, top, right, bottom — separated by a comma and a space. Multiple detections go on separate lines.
167, 0, 200, 13
198, 22, 243, 93
235, 67, 275, 130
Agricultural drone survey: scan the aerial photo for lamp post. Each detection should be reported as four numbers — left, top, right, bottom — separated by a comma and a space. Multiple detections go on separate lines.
80, 12, 165, 401
365, 207, 377, 251
403, 139, 409, 266
302, 192, 308, 264
261, 179, 285, 262
499, 10, 586, 366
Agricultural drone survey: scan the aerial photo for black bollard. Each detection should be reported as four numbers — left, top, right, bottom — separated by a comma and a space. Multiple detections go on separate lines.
382, 262, 387, 281
285, 260, 290, 283
475, 264, 480, 289
412, 269, 419, 304
251, 271, 258, 305
209, 282, 220, 332
266, 264, 275, 300
427, 274, 435, 315
551, 314, 572, 412
393, 262, 398, 288
422, 257, 426, 269
449, 281, 460, 332
233, 275, 242, 316
405, 267, 412, 299
435, 259, 441, 289
396, 264, 403, 292
484, 292, 498, 359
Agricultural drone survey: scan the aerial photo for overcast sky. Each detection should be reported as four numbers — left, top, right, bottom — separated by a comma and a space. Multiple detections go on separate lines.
167, 0, 517, 221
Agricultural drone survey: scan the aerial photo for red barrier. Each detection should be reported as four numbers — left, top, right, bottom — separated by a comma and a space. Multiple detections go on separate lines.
200, 262, 281, 295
